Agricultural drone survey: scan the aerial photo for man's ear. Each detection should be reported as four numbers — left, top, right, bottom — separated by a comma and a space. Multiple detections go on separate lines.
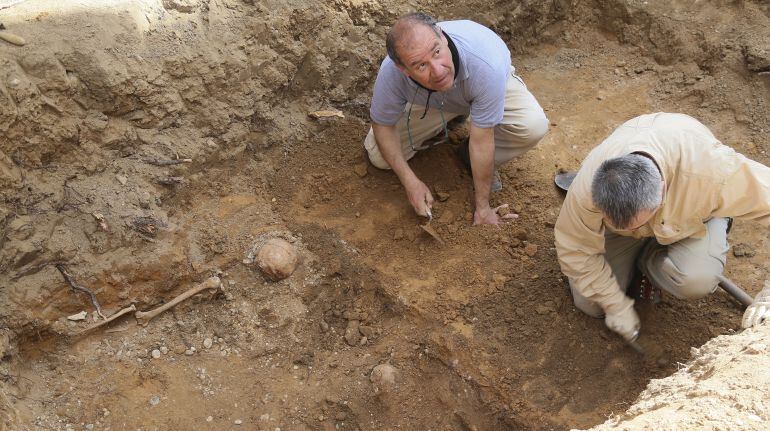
395, 62, 411, 78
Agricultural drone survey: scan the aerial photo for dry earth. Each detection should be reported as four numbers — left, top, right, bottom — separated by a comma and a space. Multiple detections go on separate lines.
0, 0, 768, 430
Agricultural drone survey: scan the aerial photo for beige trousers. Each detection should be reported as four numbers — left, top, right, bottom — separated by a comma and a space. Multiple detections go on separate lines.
364, 69, 549, 169
571, 217, 730, 318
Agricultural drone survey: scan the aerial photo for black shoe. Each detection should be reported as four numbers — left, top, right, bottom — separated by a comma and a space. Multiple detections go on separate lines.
628, 271, 661, 304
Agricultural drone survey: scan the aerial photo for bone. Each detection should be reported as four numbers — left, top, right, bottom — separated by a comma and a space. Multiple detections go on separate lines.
135, 276, 222, 326
76, 304, 136, 335
0, 31, 25, 46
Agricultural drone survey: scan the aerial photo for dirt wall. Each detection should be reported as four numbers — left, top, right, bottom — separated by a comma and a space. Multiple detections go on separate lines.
0, 0, 768, 430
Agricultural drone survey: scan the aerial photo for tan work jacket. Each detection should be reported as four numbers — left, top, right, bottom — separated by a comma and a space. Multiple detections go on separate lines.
555, 113, 770, 314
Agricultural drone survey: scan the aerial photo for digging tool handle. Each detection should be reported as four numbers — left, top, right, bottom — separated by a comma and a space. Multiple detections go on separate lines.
717, 275, 753, 308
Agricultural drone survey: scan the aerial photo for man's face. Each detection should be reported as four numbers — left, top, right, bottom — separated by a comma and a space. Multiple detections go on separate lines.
603, 207, 658, 231
395, 24, 455, 92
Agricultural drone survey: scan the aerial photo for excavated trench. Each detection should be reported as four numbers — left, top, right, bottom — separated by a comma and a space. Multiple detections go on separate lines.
0, 0, 768, 429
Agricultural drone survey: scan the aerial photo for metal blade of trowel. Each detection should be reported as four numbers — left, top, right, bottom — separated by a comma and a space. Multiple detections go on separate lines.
555, 171, 578, 192
419, 206, 445, 244
420, 222, 445, 245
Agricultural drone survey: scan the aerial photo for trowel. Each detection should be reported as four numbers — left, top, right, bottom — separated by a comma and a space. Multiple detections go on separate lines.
420, 207, 445, 245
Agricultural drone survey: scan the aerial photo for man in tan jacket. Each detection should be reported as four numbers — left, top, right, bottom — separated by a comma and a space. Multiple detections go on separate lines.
555, 113, 770, 341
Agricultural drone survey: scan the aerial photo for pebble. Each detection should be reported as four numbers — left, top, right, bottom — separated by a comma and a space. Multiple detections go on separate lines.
149, 395, 160, 406
206, 416, 213, 422
151, 349, 161, 359
160, 346, 169, 355
524, 243, 538, 257
85, 424, 94, 430
185, 348, 195, 356
353, 163, 368, 178
234, 419, 243, 425
203, 338, 213, 349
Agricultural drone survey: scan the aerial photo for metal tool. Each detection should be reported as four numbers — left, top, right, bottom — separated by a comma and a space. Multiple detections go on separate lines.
419, 198, 444, 244
554, 170, 577, 192
626, 331, 646, 355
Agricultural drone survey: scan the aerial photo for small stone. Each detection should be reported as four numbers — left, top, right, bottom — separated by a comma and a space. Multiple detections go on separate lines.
319, 320, 329, 332
353, 163, 368, 178
203, 338, 213, 349
151, 349, 161, 359
149, 395, 160, 406
206, 416, 213, 422
85, 424, 94, 431
344, 320, 361, 346
335, 411, 347, 421
359, 336, 368, 346
535, 305, 551, 315
359, 325, 375, 338
524, 243, 538, 257
733, 243, 756, 258
115, 174, 128, 185
746, 343, 767, 354
436, 191, 450, 202
393, 228, 404, 241
185, 349, 195, 356
234, 419, 243, 425
370, 363, 397, 394
160, 346, 169, 355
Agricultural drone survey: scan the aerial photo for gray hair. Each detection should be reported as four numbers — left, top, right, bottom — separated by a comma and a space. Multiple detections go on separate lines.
386, 12, 441, 67
591, 153, 663, 229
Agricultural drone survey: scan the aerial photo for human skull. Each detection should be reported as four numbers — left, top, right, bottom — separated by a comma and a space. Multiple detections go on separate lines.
256, 238, 298, 281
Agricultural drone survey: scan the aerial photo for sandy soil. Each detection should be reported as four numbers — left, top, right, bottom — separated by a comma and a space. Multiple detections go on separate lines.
0, 0, 768, 430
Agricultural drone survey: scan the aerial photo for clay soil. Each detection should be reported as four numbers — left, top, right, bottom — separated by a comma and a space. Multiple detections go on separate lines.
0, 0, 768, 430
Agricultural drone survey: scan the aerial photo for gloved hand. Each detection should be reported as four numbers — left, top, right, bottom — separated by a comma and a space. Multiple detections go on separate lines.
605, 299, 640, 341
742, 281, 770, 329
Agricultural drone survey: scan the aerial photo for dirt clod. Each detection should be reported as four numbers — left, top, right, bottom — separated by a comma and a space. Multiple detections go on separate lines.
370, 363, 397, 394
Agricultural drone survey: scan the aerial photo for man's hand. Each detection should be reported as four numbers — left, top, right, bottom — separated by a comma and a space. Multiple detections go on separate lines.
742, 281, 770, 329
404, 177, 434, 217
473, 203, 519, 226
605, 300, 640, 341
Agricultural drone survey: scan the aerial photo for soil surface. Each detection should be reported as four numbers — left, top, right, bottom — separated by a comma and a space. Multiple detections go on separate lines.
0, 0, 768, 430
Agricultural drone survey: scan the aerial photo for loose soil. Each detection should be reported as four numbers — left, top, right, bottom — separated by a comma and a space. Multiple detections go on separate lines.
0, 0, 768, 430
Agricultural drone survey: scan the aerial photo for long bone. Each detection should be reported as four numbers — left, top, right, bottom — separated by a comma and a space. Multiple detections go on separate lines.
135, 276, 222, 326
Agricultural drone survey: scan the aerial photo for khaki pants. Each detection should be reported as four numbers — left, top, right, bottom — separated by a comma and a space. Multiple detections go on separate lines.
364, 69, 549, 169
571, 217, 730, 318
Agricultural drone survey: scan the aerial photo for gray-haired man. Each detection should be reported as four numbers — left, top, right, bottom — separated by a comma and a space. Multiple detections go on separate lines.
555, 113, 770, 341
364, 12, 549, 225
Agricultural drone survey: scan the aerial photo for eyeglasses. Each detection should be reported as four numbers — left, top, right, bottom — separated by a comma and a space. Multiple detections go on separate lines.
406, 86, 449, 152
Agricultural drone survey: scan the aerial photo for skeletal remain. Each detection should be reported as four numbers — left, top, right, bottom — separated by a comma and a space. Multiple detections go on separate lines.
0, 31, 25, 46
135, 276, 222, 326
76, 304, 137, 335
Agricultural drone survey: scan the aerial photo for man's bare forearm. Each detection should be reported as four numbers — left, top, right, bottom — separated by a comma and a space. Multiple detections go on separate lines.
469, 126, 495, 209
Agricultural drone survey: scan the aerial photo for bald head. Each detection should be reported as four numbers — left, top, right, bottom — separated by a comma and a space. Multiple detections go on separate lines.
386, 12, 441, 67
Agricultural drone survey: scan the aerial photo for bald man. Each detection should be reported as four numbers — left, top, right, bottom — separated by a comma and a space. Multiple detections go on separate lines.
364, 12, 549, 226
